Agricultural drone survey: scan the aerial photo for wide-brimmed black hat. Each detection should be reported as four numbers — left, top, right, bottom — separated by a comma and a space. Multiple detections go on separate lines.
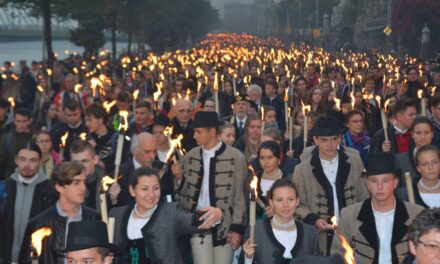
60, 220, 116, 253
366, 152, 396, 177
309, 116, 346, 137
231, 93, 252, 104
153, 114, 171, 127
290, 254, 345, 264
193, 111, 224, 128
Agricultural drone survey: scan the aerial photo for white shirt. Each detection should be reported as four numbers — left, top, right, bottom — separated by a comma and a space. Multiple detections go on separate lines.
237, 116, 247, 128
373, 203, 395, 264
126, 206, 157, 240
420, 193, 440, 208
320, 154, 340, 220
133, 157, 142, 170
18, 173, 38, 185
196, 140, 223, 210
260, 178, 275, 197
157, 149, 168, 162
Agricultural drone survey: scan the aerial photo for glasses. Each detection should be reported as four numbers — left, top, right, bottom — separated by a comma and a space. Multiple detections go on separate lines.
419, 160, 439, 168
418, 240, 440, 254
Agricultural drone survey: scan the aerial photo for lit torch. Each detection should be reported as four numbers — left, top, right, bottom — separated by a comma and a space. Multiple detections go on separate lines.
103, 100, 116, 113
100, 176, 117, 225
248, 165, 259, 241
59, 131, 69, 162
114, 111, 129, 179
301, 101, 311, 147
214, 72, 220, 115
418, 90, 426, 116
8, 96, 15, 116
31, 227, 52, 263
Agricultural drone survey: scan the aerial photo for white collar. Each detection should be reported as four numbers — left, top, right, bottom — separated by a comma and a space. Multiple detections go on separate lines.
133, 157, 142, 169
372, 199, 396, 217
320, 154, 339, 165
202, 140, 222, 155
18, 173, 38, 184
236, 115, 247, 124
392, 122, 407, 134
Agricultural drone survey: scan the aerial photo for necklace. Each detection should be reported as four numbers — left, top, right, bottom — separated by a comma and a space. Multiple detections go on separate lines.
134, 203, 155, 219
419, 179, 440, 191
271, 215, 296, 229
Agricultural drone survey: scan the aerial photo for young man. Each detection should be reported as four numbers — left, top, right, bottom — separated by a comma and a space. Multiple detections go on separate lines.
0, 108, 33, 179
370, 98, 418, 157
52, 99, 88, 161
406, 208, 440, 264
260, 79, 286, 132
152, 115, 171, 163
331, 153, 424, 263
19, 162, 100, 264
176, 111, 247, 264
85, 103, 116, 172
0, 142, 57, 264
126, 101, 153, 138
62, 220, 114, 264
70, 140, 106, 211
292, 116, 369, 255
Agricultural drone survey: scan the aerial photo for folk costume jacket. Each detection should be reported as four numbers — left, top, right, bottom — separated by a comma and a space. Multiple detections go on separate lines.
176, 142, 248, 246
331, 198, 424, 264
292, 147, 369, 254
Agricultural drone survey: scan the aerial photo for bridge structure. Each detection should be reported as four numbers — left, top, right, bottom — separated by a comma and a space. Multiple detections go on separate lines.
0, 5, 76, 41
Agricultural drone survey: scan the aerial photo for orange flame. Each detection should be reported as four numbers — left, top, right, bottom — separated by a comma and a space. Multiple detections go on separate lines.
334, 97, 341, 110
153, 82, 163, 103
165, 134, 184, 162
338, 234, 356, 264
375, 95, 381, 108
284, 89, 288, 103
60, 132, 69, 147
74, 84, 82, 93
37, 85, 44, 93
46, 68, 52, 77
384, 98, 391, 111
185, 89, 191, 100
248, 165, 258, 199
31, 227, 52, 256
331, 216, 337, 230
101, 176, 117, 192
118, 111, 129, 131
8, 97, 15, 107
300, 100, 311, 115
103, 100, 116, 113
350, 91, 355, 109
417, 90, 423, 99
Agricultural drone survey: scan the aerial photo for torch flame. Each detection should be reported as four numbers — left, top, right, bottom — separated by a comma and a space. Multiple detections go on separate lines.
350, 91, 355, 109
118, 111, 129, 131
375, 95, 381, 108
46, 68, 52, 76
101, 176, 117, 192
213, 72, 219, 92
74, 84, 82, 93
331, 216, 337, 230
60, 132, 69, 147
185, 89, 191, 100
248, 165, 258, 199
31, 227, 52, 256
300, 100, 311, 115
338, 234, 356, 264
334, 97, 341, 110
8, 97, 15, 107
417, 90, 423, 99
284, 89, 288, 103
165, 134, 184, 162
79, 132, 87, 141
37, 85, 44, 93
133, 89, 140, 101
103, 100, 116, 113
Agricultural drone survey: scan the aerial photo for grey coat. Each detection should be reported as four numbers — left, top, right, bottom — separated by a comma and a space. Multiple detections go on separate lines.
243, 219, 321, 264
109, 202, 200, 264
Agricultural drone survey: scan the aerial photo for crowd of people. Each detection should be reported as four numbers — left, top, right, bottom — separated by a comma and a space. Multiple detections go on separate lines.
1, 33, 440, 264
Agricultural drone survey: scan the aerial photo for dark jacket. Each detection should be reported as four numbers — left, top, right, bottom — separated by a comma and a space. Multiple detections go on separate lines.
0, 128, 33, 179
242, 219, 320, 263
51, 122, 88, 161
370, 125, 398, 157
0, 178, 57, 264
261, 95, 287, 132
171, 117, 197, 153
19, 204, 100, 264
109, 202, 201, 264
395, 178, 430, 208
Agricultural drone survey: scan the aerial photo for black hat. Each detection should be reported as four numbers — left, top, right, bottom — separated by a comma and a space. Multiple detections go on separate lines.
366, 152, 396, 177
309, 116, 346, 137
290, 254, 345, 264
193, 111, 224, 128
232, 93, 252, 104
60, 220, 115, 253
153, 114, 171, 127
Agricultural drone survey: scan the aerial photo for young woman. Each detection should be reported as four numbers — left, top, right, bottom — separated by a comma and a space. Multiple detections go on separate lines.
35, 102, 60, 133
395, 116, 433, 185
306, 87, 327, 115
397, 144, 440, 208
34, 130, 60, 176
235, 113, 262, 162
341, 110, 371, 166
242, 178, 320, 263
109, 167, 222, 264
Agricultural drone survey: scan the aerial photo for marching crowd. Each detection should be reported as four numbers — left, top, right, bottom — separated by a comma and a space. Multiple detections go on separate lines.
1, 33, 440, 264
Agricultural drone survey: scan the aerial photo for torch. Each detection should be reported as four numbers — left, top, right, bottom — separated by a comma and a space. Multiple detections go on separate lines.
260, 107, 265, 136
103, 100, 116, 113
31, 227, 52, 264
114, 111, 129, 179
249, 167, 258, 241
214, 72, 220, 115
133, 89, 140, 110
288, 108, 293, 152
404, 172, 415, 203
418, 90, 426, 116
380, 98, 389, 142
59, 131, 69, 162
338, 233, 356, 264
100, 176, 117, 225
158, 131, 184, 179
8, 96, 15, 117
301, 101, 311, 148
46, 68, 52, 96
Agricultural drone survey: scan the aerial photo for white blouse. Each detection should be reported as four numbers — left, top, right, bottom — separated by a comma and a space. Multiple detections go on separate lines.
127, 211, 150, 240
420, 193, 440, 208
260, 178, 275, 197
